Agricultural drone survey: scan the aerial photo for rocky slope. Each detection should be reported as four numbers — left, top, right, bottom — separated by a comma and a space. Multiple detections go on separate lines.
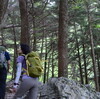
39, 77, 100, 99
6, 77, 100, 99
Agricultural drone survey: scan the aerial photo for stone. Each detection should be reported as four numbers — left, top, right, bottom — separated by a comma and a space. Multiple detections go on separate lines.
38, 77, 100, 99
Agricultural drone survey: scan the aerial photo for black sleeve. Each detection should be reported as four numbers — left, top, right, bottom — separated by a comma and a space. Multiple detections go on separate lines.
5, 51, 10, 61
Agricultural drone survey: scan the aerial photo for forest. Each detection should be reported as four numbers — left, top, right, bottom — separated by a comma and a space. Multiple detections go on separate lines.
0, 0, 100, 93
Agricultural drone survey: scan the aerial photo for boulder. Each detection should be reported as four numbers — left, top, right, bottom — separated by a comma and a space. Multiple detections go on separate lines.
38, 77, 100, 99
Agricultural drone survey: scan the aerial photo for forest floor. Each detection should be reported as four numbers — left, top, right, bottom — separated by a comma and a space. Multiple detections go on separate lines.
5, 92, 15, 99
5, 81, 15, 99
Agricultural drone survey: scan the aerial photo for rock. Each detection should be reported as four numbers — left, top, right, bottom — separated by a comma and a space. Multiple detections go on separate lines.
38, 77, 100, 99
6, 77, 100, 99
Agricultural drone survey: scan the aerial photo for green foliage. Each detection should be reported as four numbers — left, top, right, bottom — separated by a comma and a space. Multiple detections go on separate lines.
1, 0, 100, 87
95, 24, 100, 28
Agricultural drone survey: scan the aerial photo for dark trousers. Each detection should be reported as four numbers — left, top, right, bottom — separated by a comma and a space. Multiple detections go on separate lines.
0, 67, 7, 99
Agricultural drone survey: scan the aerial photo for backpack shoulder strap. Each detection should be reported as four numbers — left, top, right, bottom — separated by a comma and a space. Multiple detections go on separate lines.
21, 54, 26, 59
21, 54, 30, 76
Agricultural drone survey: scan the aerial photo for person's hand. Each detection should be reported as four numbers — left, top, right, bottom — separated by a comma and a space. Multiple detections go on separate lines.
7, 62, 10, 72
12, 83, 19, 92
7, 66, 10, 73
8, 82, 19, 93
9, 84, 18, 93
10, 85, 18, 93
9, 87, 17, 93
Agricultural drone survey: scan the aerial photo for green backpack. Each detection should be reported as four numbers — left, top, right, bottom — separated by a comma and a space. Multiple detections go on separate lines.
23, 51, 43, 78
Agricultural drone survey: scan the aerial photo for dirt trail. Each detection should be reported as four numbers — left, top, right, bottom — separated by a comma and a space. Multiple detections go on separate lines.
5, 81, 15, 99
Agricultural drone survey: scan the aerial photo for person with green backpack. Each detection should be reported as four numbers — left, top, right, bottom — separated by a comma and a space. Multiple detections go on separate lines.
12, 44, 43, 99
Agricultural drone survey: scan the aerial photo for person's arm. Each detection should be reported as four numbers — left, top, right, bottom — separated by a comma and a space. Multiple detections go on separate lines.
7, 60, 10, 72
13, 63, 22, 88
5, 51, 10, 72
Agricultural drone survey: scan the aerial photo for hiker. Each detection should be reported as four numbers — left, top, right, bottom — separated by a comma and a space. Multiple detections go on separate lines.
13, 44, 39, 99
0, 45, 10, 99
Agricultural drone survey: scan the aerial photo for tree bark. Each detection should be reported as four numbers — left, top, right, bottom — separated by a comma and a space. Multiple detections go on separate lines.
9, 14, 18, 79
82, 43, 88, 84
58, 0, 68, 77
19, 0, 30, 45
85, 1, 99, 91
47, 54, 51, 81
12, 21, 17, 79
0, 29, 4, 45
81, 26, 88, 84
51, 47, 54, 78
74, 22, 84, 84
30, 0, 37, 51
0, 0, 8, 24
43, 37, 48, 83
97, 54, 100, 90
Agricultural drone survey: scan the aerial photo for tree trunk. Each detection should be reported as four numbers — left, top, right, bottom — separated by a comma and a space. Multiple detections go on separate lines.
47, 54, 51, 81
81, 26, 88, 84
43, 37, 47, 83
13, 25, 17, 79
0, 29, 4, 45
9, 14, 17, 79
51, 33, 55, 78
19, 0, 30, 45
0, 0, 8, 39
0, 0, 8, 24
74, 22, 84, 84
77, 40, 84, 84
40, 32, 44, 58
58, 0, 68, 77
97, 54, 100, 91
82, 43, 88, 84
40, 20, 45, 58
51, 48, 54, 78
85, 1, 99, 91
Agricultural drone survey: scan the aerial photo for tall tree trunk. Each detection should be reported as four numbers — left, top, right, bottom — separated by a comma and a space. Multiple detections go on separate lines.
74, 22, 84, 84
13, 25, 17, 79
0, 0, 8, 43
0, 0, 8, 24
30, 0, 37, 51
71, 62, 76, 80
81, 26, 88, 84
82, 43, 88, 84
10, 14, 17, 79
58, 0, 68, 77
33, 20, 36, 51
97, 54, 100, 91
51, 48, 54, 78
19, 0, 30, 45
85, 1, 99, 91
47, 54, 51, 81
0, 29, 4, 45
43, 37, 47, 83
40, 20, 45, 58
51, 33, 55, 77
12, 24, 17, 79
40, 32, 44, 58
77, 40, 84, 84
